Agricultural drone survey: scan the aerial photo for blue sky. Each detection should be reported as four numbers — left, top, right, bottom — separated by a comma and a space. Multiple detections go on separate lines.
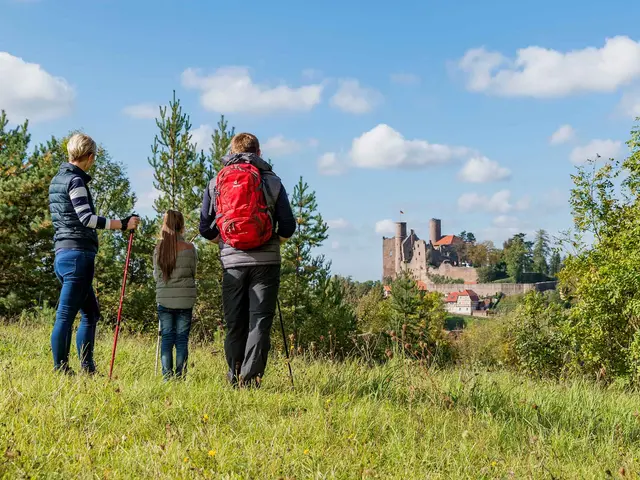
2, 0, 640, 280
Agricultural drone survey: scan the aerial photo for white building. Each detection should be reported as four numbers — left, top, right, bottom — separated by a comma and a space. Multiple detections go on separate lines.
444, 290, 480, 315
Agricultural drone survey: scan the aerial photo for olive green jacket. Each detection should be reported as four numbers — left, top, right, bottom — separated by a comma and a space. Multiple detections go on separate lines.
153, 239, 197, 310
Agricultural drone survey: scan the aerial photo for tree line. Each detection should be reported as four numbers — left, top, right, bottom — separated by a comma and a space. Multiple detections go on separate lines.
452, 229, 564, 283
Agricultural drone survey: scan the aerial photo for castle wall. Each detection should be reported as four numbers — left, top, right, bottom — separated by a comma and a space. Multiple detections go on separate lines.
424, 281, 557, 297
382, 238, 396, 280
428, 263, 478, 284
408, 239, 428, 279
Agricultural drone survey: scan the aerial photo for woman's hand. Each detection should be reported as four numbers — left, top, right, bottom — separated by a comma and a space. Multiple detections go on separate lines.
126, 216, 141, 231
112, 215, 141, 231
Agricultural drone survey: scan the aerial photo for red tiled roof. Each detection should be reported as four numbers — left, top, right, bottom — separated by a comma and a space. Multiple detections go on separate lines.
416, 280, 428, 291
433, 234, 461, 246
444, 289, 480, 303
384, 285, 392, 292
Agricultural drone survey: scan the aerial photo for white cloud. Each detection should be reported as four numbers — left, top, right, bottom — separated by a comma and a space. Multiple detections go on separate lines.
350, 124, 469, 169
135, 187, 161, 214
458, 36, 640, 97
375, 219, 396, 236
569, 139, 622, 165
618, 90, 640, 119
331, 241, 341, 250
457, 190, 530, 214
191, 124, 214, 152
308, 138, 320, 148
0, 51, 74, 123
182, 66, 323, 114
327, 218, 350, 230
263, 135, 302, 157
390, 73, 421, 85
458, 156, 511, 183
550, 124, 576, 145
318, 152, 346, 176
122, 103, 160, 119
330, 79, 383, 114
492, 215, 519, 228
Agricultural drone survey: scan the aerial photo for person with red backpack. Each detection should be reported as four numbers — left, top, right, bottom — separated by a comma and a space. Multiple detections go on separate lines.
199, 132, 296, 388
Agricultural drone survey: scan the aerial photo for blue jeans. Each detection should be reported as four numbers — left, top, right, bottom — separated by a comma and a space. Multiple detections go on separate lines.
158, 305, 192, 379
51, 249, 100, 373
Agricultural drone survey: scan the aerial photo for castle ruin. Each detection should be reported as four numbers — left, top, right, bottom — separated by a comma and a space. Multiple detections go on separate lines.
382, 219, 479, 284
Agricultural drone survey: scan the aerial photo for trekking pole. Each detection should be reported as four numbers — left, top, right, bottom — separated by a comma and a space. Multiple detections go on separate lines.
277, 299, 294, 388
108, 230, 135, 380
154, 318, 161, 375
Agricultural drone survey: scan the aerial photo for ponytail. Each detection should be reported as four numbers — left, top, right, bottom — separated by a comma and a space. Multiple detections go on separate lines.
157, 210, 185, 282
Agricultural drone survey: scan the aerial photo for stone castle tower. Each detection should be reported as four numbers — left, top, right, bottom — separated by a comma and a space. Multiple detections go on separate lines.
382, 218, 478, 283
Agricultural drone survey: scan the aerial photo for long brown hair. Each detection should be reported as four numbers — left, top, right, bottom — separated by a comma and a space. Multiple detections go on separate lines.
157, 210, 185, 282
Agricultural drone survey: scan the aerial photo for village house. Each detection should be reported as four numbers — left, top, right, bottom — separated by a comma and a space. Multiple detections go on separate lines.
444, 290, 480, 315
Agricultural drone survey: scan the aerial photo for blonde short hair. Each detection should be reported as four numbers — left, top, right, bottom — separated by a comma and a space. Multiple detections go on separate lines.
67, 133, 97, 163
230, 133, 260, 154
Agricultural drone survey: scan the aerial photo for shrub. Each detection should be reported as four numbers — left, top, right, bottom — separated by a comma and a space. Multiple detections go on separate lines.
454, 318, 513, 368
494, 294, 525, 315
507, 291, 569, 378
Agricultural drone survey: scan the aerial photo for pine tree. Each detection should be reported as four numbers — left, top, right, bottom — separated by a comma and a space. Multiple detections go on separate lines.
0, 112, 58, 313
208, 115, 235, 177
280, 177, 329, 347
390, 271, 421, 331
532, 229, 550, 275
148, 91, 206, 239
503, 233, 533, 282
549, 251, 563, 277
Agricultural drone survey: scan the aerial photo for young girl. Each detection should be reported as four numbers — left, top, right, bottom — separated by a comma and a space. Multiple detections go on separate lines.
153, 210, 197, 379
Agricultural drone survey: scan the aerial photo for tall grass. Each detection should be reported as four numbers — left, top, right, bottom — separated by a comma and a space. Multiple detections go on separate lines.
2, 320, 640, 478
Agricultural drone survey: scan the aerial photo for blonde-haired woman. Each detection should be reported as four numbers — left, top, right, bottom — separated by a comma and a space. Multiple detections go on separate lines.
153, 210, 197, 380
48, 132, 140, 375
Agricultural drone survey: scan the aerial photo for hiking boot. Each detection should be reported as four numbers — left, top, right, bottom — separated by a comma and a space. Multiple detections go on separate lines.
239, 375, 262, 390
226, 370, 239, 388
226, 361, 242, 388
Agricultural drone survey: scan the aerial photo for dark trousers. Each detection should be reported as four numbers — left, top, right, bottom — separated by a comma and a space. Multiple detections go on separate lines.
222, 264, 280, 385
51, 249, 99, 373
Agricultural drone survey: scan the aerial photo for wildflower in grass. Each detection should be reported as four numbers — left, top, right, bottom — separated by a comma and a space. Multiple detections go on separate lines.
208, 450, 216, 457
304, 449, 310, 455
325, 398, 331, 405
183, 457, 189, 463
202, 414, 209, 423
491, 461, 498, 468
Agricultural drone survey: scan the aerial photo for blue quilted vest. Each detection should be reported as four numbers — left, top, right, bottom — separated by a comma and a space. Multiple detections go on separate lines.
48, 162, 99, 253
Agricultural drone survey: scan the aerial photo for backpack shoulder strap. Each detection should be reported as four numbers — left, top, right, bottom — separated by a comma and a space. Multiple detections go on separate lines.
261, 171, 281, 212
207, 175, 218, 217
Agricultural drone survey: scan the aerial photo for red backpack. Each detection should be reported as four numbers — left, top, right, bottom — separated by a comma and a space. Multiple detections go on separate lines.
211, 163, 274, 250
